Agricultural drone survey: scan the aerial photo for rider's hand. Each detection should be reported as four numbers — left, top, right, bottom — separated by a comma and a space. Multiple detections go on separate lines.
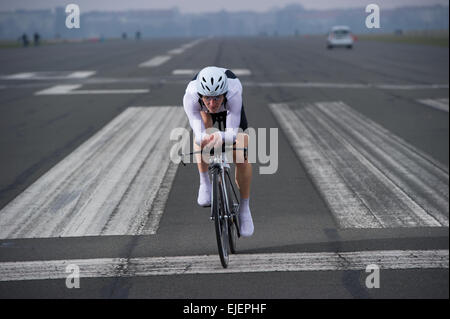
211, 132, 223, 149
201, 132, 222, 149
200, 134, 214, 149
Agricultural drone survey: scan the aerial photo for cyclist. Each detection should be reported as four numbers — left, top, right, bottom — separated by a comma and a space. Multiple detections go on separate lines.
183, 66, 254, 237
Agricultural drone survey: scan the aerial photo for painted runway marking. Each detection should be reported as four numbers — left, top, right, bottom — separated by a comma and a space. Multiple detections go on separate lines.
0, 249, 447, 281
35, 84, 149, 95
270, 101, 449, 228
418, 98, 449, 113
168, 48, 185, 55
139, 39, 205, 68
1, 72, 35, 80
246, 82, 449, 90
377, 84, 449, 90
172, 69, 197, 75
139, 55, 172, 68
180, 39, 204, 49
0, 106, 187, 239
1, 71, 96, 80
66, 71, 97, 79
172, 69, 252, 76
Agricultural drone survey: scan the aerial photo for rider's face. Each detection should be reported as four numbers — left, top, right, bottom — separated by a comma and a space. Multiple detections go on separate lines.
202, 95, 224, 113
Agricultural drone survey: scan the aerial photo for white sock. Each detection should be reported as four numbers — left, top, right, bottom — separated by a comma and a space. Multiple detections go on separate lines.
199, 171, 210, 186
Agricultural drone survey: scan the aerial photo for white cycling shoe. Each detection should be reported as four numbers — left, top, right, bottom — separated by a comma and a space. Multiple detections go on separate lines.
197, 184, 211, 207
239, 209, 254, 237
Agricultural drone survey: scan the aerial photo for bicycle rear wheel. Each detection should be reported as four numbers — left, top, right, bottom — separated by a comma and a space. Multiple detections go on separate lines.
225, 169, 240, 254
212, 170, 229, 268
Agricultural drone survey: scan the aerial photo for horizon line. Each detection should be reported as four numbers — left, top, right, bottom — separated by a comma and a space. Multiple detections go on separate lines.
1, 3, 449, 15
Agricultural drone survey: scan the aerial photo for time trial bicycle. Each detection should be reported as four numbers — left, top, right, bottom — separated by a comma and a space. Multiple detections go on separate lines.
180, 145, 247, 268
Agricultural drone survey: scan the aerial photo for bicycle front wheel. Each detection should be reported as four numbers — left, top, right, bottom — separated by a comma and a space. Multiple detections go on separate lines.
212, 171, 229, 268
225, 169, 240, 254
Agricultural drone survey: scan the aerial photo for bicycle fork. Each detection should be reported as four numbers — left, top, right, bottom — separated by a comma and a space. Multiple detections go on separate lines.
209, 165, 231, 222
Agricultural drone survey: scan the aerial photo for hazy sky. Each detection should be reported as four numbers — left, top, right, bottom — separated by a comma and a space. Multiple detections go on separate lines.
1, 0, 448, 13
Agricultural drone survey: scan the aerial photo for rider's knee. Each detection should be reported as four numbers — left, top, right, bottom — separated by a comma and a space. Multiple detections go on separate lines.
235, 132, 249, 147
233, 133, 249, 164
235, 161, 251, 168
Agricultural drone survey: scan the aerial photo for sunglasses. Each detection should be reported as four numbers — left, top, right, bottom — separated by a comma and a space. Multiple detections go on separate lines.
202, 95, 223, 102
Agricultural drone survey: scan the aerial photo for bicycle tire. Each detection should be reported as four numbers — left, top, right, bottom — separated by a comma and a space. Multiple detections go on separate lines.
212, 170, 229, 268
224, 169, 240, 254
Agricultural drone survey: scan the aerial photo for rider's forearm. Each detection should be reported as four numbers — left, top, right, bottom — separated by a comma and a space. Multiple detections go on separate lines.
222, 91, 242, 144
183, 98, 205, 146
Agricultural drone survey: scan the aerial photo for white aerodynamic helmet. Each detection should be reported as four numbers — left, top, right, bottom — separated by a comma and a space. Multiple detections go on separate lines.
196, 66, 228, 96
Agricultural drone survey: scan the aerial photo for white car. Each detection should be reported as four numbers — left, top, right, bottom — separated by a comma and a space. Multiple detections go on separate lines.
327, 26, 354, 49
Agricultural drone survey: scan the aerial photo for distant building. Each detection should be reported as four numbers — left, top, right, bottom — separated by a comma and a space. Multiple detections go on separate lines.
0, 5, 447, 39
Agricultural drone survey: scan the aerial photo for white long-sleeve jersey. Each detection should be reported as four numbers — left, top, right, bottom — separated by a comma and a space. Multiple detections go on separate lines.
183, 68, 243, 145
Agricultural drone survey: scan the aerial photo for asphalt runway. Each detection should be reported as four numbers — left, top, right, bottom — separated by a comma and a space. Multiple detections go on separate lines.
0, 36, 448, 299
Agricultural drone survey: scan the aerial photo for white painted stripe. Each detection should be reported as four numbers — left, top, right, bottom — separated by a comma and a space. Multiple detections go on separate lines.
139, 55, 171, 68
172, 69, 196, 75
181, 39, 204, 49
246, 82, 449, 90
269, 102, 449, 228
230, 69, 252, 76
312, 102, 447, 226
140, 160, 179, 235
315, 101, 449, 226
418, 98, 449, 112
138, 39, 204, 67
172, 69, 252, 76
167, 39, 204, 55
35, 84, 82, 95
1, 72, 35, 79
259, 82, 368, 89
66, 71, 97, 79
377, 84, 449, 90
270, 103, 380, 228
35, 84, 149, 95
71, 89, 149, 94
168, 48, 185, 55
0, 250, 447, 281
0, 106, 187, 239
1, 71, 96, 80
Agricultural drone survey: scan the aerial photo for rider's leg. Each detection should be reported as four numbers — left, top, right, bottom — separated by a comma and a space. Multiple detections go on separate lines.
233, 133, 252, 197
195, 111, 213, 206
233, 133, 254, 237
